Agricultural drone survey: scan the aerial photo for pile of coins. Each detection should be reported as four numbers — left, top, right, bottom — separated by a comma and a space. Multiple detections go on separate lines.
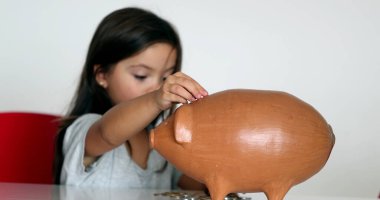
154, 192, 252, 200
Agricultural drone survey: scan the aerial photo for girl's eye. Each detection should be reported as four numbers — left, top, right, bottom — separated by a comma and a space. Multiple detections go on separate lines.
134, 75, 147, 80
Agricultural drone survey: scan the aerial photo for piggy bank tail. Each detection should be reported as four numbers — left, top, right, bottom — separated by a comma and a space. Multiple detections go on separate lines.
328, 124, 336, 147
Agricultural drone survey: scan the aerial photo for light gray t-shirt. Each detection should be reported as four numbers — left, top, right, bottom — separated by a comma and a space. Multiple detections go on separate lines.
60, 113, 181, 189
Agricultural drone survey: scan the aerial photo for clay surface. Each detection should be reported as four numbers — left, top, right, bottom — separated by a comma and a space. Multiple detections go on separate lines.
150, 89, 335, 200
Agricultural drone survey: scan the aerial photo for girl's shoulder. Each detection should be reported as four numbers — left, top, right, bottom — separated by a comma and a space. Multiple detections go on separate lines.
67, 113, 101, 133
77, 113, 101, 121
63, 113, 102, 151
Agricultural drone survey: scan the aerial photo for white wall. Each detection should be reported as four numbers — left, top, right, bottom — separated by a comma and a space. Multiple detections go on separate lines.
1, 0, 379, 198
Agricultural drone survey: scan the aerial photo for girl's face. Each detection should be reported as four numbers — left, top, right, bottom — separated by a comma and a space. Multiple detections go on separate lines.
96, 43, 177, 104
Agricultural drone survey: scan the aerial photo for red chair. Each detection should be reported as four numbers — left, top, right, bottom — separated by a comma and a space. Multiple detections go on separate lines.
0, 112, 60, 184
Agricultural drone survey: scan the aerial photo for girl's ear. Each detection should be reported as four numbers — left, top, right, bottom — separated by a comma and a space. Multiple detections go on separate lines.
94, 64, 108, 88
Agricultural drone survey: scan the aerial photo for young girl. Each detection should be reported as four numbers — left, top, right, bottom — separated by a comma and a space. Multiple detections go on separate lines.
54, 7, 207, 190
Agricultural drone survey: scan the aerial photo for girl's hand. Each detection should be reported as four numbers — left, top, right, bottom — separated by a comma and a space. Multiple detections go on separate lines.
153, 72, 208, 111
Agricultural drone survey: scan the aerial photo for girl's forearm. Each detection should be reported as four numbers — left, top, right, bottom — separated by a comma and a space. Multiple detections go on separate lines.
85, 91, 162, 157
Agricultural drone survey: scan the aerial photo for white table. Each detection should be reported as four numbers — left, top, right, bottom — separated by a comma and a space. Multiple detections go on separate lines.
0, 182, 376, 200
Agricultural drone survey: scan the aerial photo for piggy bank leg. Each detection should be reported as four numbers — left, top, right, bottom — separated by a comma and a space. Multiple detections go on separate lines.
263, 183, 291, 200
207, 186, 229, 200
204, 177, 230, 200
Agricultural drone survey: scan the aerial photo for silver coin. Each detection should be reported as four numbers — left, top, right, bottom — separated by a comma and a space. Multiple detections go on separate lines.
153, 192, 252, 200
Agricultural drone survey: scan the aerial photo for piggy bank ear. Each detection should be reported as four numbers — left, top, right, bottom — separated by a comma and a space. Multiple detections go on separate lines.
174, 104, 193, 144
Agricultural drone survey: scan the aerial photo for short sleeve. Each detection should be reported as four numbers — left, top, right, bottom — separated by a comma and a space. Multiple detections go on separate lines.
60, 113, 102, 184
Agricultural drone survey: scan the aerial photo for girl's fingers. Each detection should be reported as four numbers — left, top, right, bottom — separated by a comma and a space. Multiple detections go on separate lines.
178, 73, 208, 97
157, 72, 208, 110
169, 72, 208, 99
165, 91, 189, 104
167, 83, 196, 102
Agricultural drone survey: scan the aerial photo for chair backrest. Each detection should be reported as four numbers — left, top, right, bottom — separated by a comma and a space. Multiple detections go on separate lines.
0, 112, 60, 184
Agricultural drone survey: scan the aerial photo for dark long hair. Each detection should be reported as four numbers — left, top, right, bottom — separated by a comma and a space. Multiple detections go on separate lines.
53, 7, 182, 184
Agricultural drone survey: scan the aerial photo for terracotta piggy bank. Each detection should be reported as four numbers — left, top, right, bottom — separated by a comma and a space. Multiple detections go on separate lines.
150, 89, 335, 200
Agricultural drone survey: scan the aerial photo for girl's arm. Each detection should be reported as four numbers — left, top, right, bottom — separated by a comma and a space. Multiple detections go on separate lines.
84, 72, 207, 161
